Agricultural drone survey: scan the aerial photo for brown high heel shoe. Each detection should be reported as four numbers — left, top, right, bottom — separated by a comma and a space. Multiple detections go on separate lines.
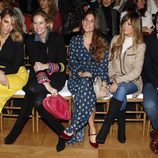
88, 130, 98, 148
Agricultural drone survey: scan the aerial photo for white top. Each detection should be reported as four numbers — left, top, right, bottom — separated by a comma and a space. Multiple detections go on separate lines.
121, 11, 154, 28
147, 0, 158, 14
121, 36, 133, 58
141, 11, 154, 28
120, 36, 133, 74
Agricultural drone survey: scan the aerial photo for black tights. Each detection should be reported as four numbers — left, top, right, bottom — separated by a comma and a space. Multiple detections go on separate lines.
5, 81, 65, 148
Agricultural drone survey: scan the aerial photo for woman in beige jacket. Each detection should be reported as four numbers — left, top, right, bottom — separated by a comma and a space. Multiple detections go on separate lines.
96, 12, 146, 144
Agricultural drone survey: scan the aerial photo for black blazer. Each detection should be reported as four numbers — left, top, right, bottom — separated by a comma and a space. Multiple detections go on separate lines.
25, 32, 67, 91
0, 36, 24, 74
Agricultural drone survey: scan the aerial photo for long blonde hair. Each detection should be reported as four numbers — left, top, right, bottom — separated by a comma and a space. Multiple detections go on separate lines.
0, 7, 23, 42
110, 12, 143, 60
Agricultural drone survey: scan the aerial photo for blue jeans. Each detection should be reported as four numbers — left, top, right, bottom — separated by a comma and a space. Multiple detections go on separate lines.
143, 83, 158, 130
112, 82, 138, 111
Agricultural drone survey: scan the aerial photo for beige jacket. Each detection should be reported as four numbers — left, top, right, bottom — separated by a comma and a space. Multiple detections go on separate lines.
109, 35, 146, 96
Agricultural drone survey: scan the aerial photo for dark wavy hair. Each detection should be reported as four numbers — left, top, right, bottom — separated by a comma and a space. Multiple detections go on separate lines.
136, 0, 147, 17
80, 9, 108, 62
38, 0, 57, 20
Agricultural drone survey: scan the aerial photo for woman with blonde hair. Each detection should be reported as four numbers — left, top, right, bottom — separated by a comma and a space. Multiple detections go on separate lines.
97, 12, 146, 144
0, 0, 27, 32
0, 8, 28, 113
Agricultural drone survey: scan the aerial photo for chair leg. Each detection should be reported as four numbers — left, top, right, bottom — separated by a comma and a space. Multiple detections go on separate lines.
110, 124, 113, 135
68, 97, 72, 125
142, 112, 146, 136
36, 110, 39, 133
0, 113, 3, 131
147, 120, 151, 136
32, 108, 35, 133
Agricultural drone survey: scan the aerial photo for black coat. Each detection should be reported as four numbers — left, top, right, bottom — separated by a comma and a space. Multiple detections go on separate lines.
142, 33, 158, 88
25, 32, 67, 91
0, 36, 24, 74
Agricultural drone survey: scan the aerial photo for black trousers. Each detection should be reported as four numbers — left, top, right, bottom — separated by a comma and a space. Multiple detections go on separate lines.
7, 79, 65, 140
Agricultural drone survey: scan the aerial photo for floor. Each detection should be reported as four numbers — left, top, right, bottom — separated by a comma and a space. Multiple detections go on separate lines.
0, 118, 157, 158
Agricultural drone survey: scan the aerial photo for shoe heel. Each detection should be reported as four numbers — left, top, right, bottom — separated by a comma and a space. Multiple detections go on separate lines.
88, 129, 98, 148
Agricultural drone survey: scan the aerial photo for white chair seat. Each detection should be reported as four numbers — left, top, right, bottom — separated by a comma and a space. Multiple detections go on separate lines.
98, 95, 111, 100
58, 80, 72, 97
98, 93, 144, 100
59, 86, 72, 97
14, 89, 25, 95
47, 80, 72, 97
127, 93, 143, 99
136, 93, 143, 99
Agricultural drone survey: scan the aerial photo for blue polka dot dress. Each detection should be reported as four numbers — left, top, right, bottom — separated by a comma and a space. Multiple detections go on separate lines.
66, 35, 109, 144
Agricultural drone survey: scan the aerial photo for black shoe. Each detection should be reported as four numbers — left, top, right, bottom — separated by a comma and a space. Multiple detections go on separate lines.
97, 98, 123, 144
96, 122, 109, 144
4, 135, 16, 144
96, 132, 107, 144
56, 138, 65, 152
118, 131, 126, 143
117, 111, 126, 143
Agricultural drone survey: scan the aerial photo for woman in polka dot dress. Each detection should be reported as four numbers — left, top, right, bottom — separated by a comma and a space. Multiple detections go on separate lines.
60, 9, 109, 147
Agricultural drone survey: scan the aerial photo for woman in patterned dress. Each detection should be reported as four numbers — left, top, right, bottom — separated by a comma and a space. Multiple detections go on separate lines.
60, 9, 109, 147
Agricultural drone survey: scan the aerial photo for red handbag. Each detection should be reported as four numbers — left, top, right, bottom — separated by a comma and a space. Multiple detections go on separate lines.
43, 94, 71, 120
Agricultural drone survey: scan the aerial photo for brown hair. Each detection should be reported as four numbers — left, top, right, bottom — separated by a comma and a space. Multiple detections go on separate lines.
110, 12, 143, 60
38, 0, 57, 20
2, 0, 14, 7
81, 10, 109, 62
0, 7, 23, 42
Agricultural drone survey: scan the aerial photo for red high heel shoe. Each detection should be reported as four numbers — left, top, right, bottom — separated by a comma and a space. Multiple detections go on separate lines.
60, 131, 75, 140
88, 130, 98, 148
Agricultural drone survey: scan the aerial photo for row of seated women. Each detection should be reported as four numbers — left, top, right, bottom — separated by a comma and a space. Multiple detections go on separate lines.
0, 7, 157, 154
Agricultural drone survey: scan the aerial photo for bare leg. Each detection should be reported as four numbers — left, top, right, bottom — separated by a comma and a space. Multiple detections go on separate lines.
88, 107, 97, 143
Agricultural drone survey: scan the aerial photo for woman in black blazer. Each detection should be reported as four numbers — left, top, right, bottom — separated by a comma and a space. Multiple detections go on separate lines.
4, 10, 67, 152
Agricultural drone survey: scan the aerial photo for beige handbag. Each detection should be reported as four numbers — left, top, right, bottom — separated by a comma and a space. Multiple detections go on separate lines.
93, 76, 110, 99
93, 76, 102, 98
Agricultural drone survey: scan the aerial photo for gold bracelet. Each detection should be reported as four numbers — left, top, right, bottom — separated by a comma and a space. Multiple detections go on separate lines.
59, 63, 65, 72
